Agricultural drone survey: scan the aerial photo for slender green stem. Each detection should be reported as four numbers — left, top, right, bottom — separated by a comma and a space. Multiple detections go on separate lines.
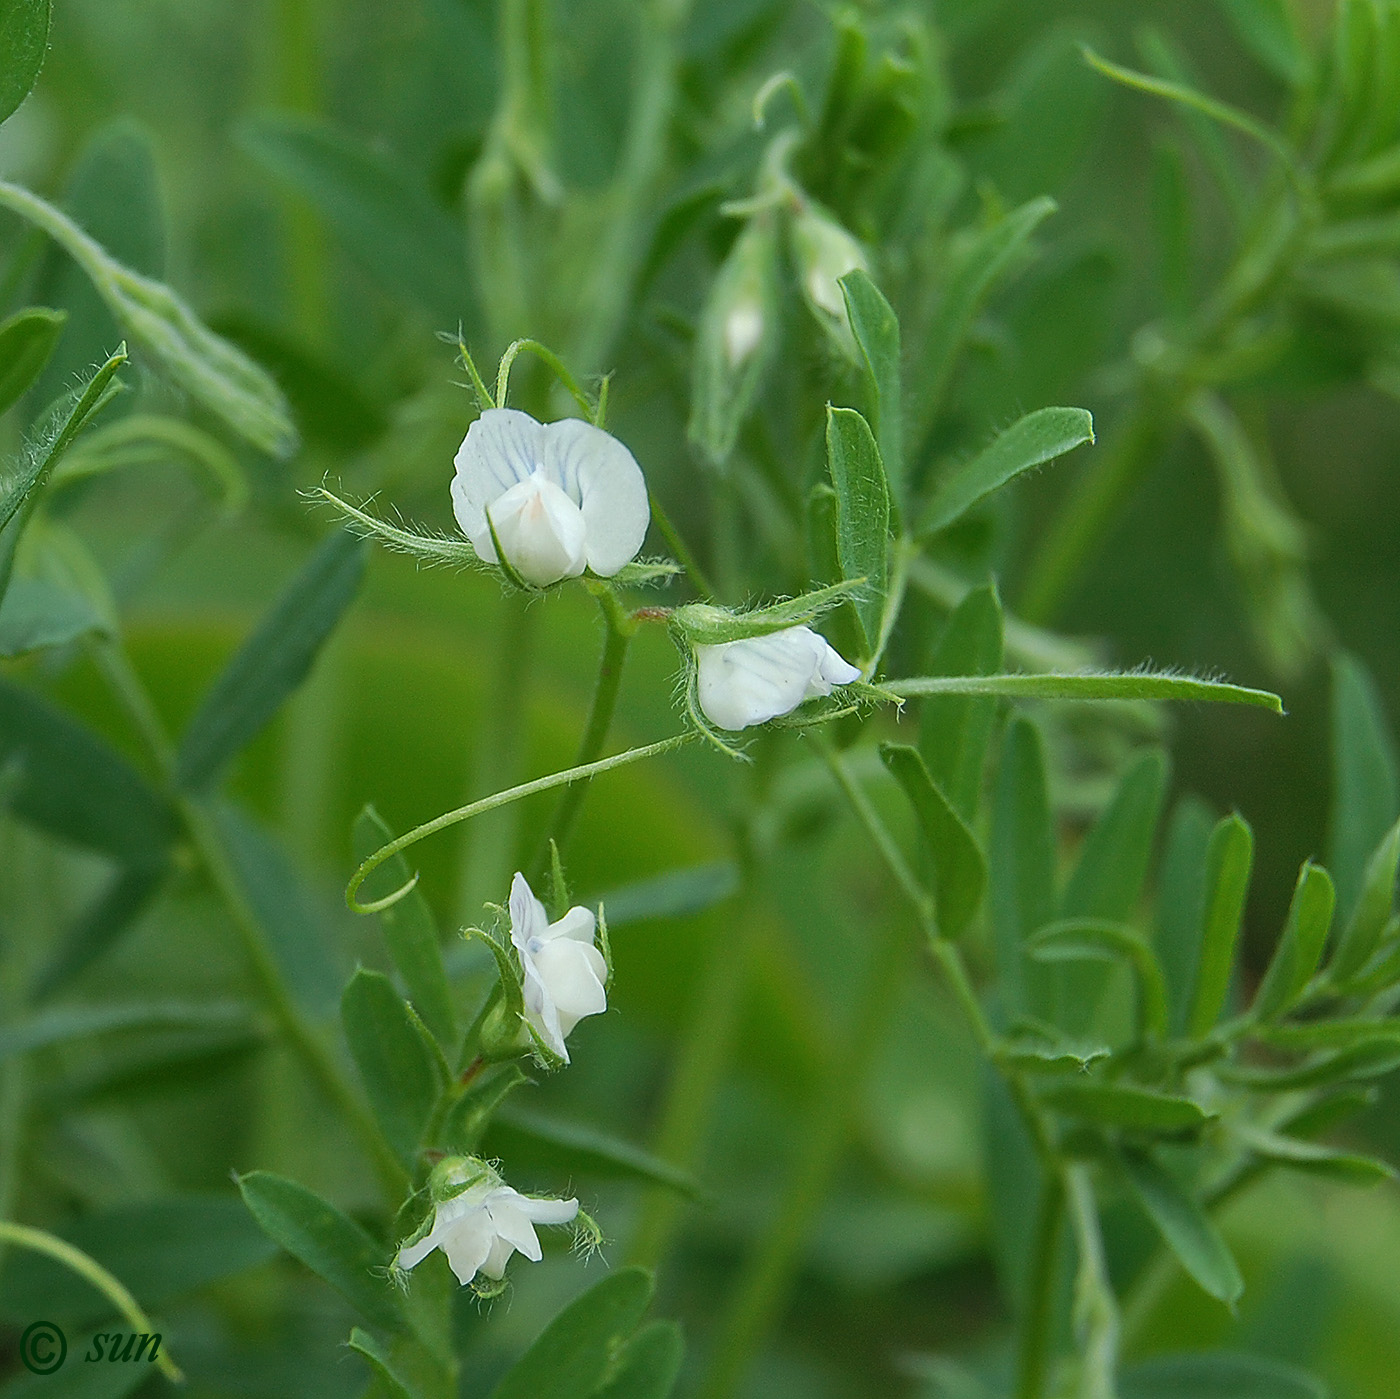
495, 338, 596, 417
649, 488, 717, 600
1016, 1174, 1066, 1399
531, 585, 634, 876
1066, 1164, 1120, 1399
0, 1222, 183, 1381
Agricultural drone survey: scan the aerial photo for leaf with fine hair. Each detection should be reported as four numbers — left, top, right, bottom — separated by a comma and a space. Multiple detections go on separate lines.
887, 670, 1283, 711
826, 404, 890, 653
0, 306, 65, 417
839, 269, 903, 513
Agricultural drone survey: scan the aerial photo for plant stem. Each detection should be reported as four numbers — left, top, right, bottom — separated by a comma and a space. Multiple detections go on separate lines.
1066, 1164, 1120, 1399
649, 488, 717, 600
1016, 1173, 1066, 1399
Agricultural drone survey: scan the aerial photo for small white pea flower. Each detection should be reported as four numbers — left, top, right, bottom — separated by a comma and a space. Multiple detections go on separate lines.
723, 300, 766, 369
451, 408, 650, 587
509, 872, 607, 1062
696, 625, 861, 731
397, 1166, 577, 1288
790, 204, 869, 355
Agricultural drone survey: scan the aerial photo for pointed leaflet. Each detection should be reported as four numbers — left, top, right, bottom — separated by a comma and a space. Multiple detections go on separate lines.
879, 743, 986, 937
1220, 0, 1311, 87
839, 269, 904, 514
1187, 814, 1254, 1036
918, 407, 1094, 539
353, 806, 456, 1047
236, 1172, 403, 1332
1037, 1081, 1210, 1134
1329, 653, 1399, 925
0, 0, 50, 126
490, 1268, 654, 1399
918, 584, 1003, 822
1252, 862, 1335, 1021
1029, 920, 1170, 1040
1155, 797, 1215, 1036
0, 307, 65, 417
176, 530, 368, 792
825, 405, 889, 654
1121, 1149, 1243, 1305
347, 1329, 421, 1399
1330, 818, 1400, 982
888, 672, 1282, 710
341, 968, 442, 1169
989, 717, 1057, 1016
0, 578, 105, 656
591, 1322, 684, 1399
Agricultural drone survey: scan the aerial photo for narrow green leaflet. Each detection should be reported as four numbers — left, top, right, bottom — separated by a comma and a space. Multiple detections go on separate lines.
591, 862, 740, 926
347, 1328, 421, 1399
0, 1000, 250, 1063
1222, 1039, 1400, 1091
490, 1267, 654, 1399
1252, 862, 1335, 1021
176, 530, 368, 792
0, 677, 178, 863
1329, 653, 1400, 925
825, 405, 890, 653
1254, 1017, 1400, 1052
989, 717, 1057, 1016
1187, 814, 1254, 1036
353, 806, 456, 1047
1330, 817, 1400, 982
0, 181, 296, 456
0, 0, 50, 126
1232, 1124, 1396, 1186
1155, 798, 1215, 1035
341, 969, 442, 1169
1121, 1351, 1327, 1398
1029, 920, 1170, 1039
0, 577, 105, 656
1121, 1148, 1243, 1304
887, 671, 1283, 710
839, 269, 904, 513
488, 1107, 702, 1198
917, 407, 1094, 538
918, 584, 1003, 822
0, 307, 65, 416
236, 1171, 403, 1333
240, 115, 468, 322
591, 1321, 684, 1399
1037, 1081, 1211, 1133
879, 743, 987, 937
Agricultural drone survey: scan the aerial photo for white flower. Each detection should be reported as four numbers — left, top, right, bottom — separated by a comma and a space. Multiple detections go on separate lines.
791, 205, 868, 331
696, 625, 861, 731
451, 408, 650, 587
723, 301, 766, 369
508, 872, 607, 1062
397, 1176, 578, 1287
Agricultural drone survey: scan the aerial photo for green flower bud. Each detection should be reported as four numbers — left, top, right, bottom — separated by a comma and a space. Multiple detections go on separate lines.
789, 201, 869, 360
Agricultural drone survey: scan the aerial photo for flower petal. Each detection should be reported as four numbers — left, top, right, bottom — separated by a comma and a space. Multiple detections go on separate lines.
485, 473, 588, 585
479, 1233, 516, 1280
543, 418, 649, 576
545, 905, 597, 944
533, 939, 607, 1023
515, 1193, 580, 1227
451, 409, 546, 556
485, 1193, 544, 1261
695, 627, 822, 730
439, 1209, 495, 1286
509, 872, 548, 957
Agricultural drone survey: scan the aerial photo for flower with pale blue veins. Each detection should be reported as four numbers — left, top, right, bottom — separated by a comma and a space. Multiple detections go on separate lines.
396, 1162, 577, 1288
696, 625, 861, 731
508, 872, 607, 1062
451, 408, 650, 587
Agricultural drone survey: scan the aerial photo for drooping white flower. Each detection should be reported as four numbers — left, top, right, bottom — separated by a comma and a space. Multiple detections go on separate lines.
696, 625, 861, 731
397, 1170, 577, 1288
451, 408, 650, 587
508, 872, 607, 1062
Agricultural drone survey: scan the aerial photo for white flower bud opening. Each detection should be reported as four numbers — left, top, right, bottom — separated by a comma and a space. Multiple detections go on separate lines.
451, 408, 650, 584
696, 625, 861, 731
508, 872, 608, 1062
723, 301, 765, 369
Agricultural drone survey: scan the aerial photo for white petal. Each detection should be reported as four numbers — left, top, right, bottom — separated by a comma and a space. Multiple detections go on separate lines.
508, 872, 548, 958
545, 905, 596, 944
451, 409, 546, 552
814, 640, 862, 689
543, 418, 649, 576
479, 472, 588, 586
396, 1225, 442, 1272
515, 1194, 579, 1227
439, 1210, 495, 1286
484, 1194, 543, 1261
478, 1233, 517, 1280
533, 940, 607, 1030
696, 626, 833, 731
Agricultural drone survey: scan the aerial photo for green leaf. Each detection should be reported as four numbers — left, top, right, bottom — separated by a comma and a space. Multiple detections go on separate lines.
1121, 1351, 1327, 1398
915, 196, 1057, 437
989, 717, 1057, 1017
590, 862, 740, 927
1155, 798, 1215, 1036
0, 577, 104, 655
1254, 1017, 1400, 1052
346, 1328, 421, 1399
918, 407, 1094, 539
342, 969, 442, 1169
591, 1321, 684, 1399
1187, 814, 1254, 1037
1252, 862, 1335, 1021
1029, 920, 1170, 1040
1232, 1124, 1396, 1186
879, 743, 987, 937
490, 1267, 654, 1399
1037, 1081, 1211, 1134
0, 677, 178, 862
236, 1171, 402, 1332
888, 671, 1283, 711
1121, 1148, 1243, 1304
918, 584, 1003, 822
825, 405, 890, 653
176, 530, 368, 792
839, 269, 903, 513
353, 806, 456, 1047
1219, 0, 1311, 87
0, 999, 250, 1063
1329, 654, 1400, 926
670, 579, 866, 645
0, 1196, 276, 1325
1330, 817, 1400, 982
1222, 1038, 1400, 1091
0, 307, 65, 416
240, 115, 467, 322
0, 0, 50, 126
487, 1107, 701, 1196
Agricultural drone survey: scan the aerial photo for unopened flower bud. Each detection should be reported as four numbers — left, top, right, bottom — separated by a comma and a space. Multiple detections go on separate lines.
696, 625, 861, 730
790, 202, 868, 360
